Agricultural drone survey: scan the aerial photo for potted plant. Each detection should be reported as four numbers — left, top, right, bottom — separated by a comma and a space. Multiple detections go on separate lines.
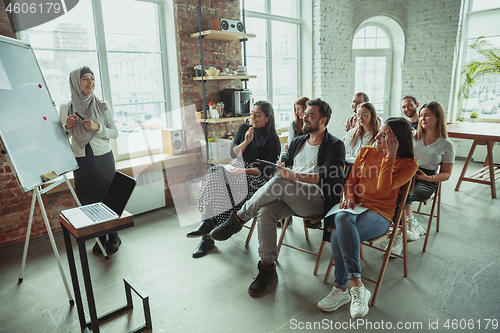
470, 110, 479, 122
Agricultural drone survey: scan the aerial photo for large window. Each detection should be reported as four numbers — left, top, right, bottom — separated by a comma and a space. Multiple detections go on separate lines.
457, 1, 500, 122
352, 25, 392, 121
244, 0, 302, 130
20, 0, 171, 160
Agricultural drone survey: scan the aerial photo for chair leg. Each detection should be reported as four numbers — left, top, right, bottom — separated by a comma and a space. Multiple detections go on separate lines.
422, 183, 440, 252
303, 218, 310, 240
245, 218, 258, 245
276, 216, 292, 259
402, 218, 408, 277
360, 244, 364, 260
436, 184, 441, 232
313, 240, 326, 275
323, 255, 334, 284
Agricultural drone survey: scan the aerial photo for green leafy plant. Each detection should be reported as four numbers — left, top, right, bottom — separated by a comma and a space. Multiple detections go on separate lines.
461, 37, 500, 99
470, 110, 479, 118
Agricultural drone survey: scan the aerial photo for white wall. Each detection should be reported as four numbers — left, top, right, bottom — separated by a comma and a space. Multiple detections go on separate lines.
312, 0, 464, 146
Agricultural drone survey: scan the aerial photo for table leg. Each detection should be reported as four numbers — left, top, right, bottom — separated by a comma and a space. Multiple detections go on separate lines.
62, 227, 86, 331
455, 140, 478, 192
77, 239, 100, 333
486, 141, 496, 199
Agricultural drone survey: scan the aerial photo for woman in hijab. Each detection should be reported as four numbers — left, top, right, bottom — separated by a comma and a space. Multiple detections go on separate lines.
59, 66, 120, 255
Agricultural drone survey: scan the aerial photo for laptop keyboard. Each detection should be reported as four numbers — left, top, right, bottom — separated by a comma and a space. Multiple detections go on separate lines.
81, 204, 116, 222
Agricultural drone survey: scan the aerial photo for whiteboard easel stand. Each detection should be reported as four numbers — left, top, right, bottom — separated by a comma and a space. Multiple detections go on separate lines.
17, 174, 108, 305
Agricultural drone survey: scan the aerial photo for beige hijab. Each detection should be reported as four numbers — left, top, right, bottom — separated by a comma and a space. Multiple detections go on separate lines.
69, 66, 107, 149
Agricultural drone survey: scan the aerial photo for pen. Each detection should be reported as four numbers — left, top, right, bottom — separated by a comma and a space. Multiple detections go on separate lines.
74, 112, 85, 120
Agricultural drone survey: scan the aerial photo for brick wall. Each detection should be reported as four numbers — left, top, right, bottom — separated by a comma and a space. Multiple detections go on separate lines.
176, 0, 246, 150
0, 0, 15, 38
0, 0, 244, 249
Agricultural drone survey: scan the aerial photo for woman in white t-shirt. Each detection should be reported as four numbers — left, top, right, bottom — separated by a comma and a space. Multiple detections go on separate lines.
390, 101, 455, 255
343, 102, 380, 163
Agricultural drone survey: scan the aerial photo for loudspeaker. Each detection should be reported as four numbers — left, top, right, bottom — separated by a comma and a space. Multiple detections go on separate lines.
162, 129, 183, 155
212, 18, 245, 33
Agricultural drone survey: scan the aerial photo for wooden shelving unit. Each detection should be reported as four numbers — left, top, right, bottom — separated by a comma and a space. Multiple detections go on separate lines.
193, 75, 256, 81
196, 116, 250, 124
190, 30, 255, 41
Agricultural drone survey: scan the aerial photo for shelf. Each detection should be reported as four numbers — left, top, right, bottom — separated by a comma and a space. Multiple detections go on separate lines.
190, 30, 256, 41
197, 116, 250, 124
193, 75, 256, 81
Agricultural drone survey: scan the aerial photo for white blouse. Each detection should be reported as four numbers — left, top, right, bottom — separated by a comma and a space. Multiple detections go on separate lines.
59, 101, 118, 158
343, 129, 374, 163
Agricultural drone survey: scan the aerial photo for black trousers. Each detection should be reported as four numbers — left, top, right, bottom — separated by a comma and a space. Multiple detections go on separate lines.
74, 144, 116, 241
394, 168, 438, 221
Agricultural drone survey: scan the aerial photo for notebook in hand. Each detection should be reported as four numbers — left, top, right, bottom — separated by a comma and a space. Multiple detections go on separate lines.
62, 171, 137, 229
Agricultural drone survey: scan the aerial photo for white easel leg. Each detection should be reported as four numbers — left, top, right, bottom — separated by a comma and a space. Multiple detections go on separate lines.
35, 188, 74, 304
18, 192, 37, 283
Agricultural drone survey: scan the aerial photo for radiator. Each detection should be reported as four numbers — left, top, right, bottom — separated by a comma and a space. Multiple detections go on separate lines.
125, 169, 166, 215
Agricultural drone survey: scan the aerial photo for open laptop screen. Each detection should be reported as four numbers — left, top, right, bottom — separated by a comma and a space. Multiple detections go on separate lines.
101, 171, 137, 216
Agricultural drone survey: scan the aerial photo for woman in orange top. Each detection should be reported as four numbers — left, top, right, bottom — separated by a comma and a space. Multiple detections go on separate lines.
317, 118, 418, 319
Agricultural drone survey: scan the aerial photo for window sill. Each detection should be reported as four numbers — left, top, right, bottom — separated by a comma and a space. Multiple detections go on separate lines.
43, 153, 197, 195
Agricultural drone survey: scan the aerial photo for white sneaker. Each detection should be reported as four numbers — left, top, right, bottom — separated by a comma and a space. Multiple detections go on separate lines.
410, 215, 426, 236
317, 286, 351, 312
387, 233, 403, 257
405, 215, 420, 242
350, 285, 371, 318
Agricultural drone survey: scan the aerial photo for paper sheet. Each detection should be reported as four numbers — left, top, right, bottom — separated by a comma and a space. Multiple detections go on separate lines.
324, 202, 368, 218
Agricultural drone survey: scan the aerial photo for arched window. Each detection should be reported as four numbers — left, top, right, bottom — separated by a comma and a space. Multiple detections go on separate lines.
352, 24, 393, 120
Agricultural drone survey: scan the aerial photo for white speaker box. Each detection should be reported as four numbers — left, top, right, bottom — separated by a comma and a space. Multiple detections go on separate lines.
212, 18, 245, 33
162, 128, 183, 155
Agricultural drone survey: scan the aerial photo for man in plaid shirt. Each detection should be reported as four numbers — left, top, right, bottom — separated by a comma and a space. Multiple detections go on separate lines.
346, 92, 369, 133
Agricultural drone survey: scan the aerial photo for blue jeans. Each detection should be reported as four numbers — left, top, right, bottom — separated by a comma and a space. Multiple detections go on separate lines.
330, 210, 391, 288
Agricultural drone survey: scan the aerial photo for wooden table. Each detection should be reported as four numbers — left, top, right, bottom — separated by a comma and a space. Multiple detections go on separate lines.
60, 211, 152, 333
447, 122, 500, 198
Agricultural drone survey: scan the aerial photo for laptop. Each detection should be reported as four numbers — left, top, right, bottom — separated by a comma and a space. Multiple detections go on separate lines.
62, 171, 137, 229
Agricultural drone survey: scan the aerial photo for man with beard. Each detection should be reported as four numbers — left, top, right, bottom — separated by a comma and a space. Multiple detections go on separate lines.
401, 95, 419, 130
211, 98, 345, 296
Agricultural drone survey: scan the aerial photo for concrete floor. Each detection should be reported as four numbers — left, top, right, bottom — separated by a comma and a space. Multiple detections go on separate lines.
0, 159, 499, 333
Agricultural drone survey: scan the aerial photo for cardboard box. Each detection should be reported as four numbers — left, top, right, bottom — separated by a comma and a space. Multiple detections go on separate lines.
200, 138, 232, 161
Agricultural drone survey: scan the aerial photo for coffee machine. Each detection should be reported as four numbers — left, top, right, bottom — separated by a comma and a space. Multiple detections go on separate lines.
220, 88, 252, 116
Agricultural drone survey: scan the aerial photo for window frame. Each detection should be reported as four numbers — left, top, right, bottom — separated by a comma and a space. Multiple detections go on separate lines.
18, 0, 180, 161
351, 23, 393, 120
244, 0, 312, 130
451, 0, 500, 123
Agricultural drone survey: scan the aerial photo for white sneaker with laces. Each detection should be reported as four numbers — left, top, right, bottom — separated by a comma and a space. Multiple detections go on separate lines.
410, 215, 425, 236
350, 285, 371, 318
387, 233, 403, 257
317, 286, 351, 312
405, 215, 420, 242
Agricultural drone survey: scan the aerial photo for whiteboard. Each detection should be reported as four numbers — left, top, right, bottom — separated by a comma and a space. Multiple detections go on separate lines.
0, 35, 78, 192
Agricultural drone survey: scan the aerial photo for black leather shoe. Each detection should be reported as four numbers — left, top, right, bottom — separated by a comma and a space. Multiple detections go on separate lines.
304, 219, 322, 229
106, 233, 121, 254
248, 261, 278, 296
210, 211, 245, 241
192, 235, 215, 258
187, 219, 215, 238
